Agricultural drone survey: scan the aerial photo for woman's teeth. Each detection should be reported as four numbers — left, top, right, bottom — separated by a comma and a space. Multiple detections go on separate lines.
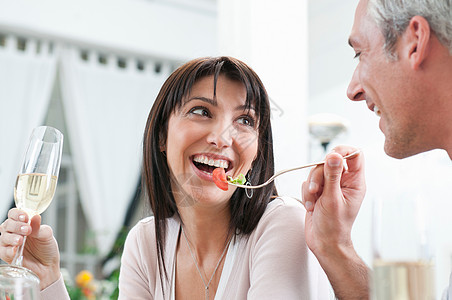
193, 155, 229, 169
374, 106, 381, 117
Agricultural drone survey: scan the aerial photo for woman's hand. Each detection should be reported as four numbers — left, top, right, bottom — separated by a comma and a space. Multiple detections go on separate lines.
0, 208, 61, 290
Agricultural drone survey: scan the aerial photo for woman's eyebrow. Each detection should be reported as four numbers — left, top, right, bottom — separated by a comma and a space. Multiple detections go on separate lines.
235, 104, 256, 112
184, 96, 217, 106
184, 97, 256, 113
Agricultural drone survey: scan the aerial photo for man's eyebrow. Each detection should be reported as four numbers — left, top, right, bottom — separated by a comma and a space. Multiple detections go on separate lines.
184, 96, 217, 106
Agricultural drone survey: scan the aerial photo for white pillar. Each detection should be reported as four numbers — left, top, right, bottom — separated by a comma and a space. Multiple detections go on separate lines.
218, 0, 309, 199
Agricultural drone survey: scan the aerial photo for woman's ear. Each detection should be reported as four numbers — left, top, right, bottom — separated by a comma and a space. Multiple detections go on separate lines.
405, 16, 431, 70
159, 132, 166, 152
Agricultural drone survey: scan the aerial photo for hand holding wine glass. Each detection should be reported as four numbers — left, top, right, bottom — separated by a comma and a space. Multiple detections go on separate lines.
0, 126, 63, 290
12, 126, 63, 267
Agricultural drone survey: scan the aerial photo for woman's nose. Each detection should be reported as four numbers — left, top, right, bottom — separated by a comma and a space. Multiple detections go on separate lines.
207, 121, 233, 148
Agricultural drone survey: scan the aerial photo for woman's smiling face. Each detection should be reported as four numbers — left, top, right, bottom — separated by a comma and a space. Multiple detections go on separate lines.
165, 75, 258, 207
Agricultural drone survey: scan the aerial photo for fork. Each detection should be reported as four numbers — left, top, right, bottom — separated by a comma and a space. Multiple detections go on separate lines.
229, 149, 361, 189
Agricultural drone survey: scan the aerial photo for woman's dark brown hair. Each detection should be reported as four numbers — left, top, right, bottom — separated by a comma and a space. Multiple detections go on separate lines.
142, 56, 277, 291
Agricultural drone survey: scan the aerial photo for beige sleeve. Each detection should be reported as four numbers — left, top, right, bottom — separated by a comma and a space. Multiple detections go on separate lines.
40, 274, 70, 300
119, 218, 158, 299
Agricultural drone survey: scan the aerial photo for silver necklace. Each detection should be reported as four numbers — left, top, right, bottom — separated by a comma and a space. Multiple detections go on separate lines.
181, 227, 231, 300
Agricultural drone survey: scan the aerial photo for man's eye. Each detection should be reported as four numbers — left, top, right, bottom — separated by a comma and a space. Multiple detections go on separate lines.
189, 107, 210, 117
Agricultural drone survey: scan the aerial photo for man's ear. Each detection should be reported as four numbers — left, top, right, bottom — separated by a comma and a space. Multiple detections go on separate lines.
405, 16, 431, 70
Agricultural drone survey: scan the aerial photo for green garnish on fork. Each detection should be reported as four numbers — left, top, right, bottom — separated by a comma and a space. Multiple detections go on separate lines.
227, 173, 246, 185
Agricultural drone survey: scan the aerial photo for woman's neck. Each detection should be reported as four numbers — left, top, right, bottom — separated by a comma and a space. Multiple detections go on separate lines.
178, 204, 231, 256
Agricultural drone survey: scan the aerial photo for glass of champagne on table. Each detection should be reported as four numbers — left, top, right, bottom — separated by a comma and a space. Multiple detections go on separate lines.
372, 197, 435, 300
0, 126, 63, 290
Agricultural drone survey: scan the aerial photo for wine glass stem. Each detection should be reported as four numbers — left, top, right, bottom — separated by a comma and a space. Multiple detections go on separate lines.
11, 221, 30, 266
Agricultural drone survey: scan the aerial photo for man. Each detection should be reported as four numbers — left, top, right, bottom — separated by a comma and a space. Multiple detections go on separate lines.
302, 0, 452, 299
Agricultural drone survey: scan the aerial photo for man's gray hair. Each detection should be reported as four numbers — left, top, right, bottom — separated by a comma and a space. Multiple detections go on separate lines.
368, 0, 452, 59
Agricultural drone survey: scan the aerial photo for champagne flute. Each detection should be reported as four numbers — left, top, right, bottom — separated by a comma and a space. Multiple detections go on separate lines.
3, 126, 63, 280
371, 197, 435, 300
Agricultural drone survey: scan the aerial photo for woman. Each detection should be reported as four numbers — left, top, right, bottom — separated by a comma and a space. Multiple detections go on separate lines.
0, 57, 316, 299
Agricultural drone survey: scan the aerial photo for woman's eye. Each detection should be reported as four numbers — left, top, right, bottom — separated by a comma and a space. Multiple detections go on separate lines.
189, 107, 210, 117
237, 116, 255, 127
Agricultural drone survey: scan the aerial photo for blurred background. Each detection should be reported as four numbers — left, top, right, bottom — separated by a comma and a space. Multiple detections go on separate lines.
0, 0, 451, 298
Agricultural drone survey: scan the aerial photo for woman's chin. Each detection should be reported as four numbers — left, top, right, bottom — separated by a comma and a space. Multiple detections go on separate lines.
174, 182, 231, 208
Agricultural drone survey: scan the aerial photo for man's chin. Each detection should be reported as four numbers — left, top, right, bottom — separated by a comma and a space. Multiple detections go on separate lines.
384, 141, 425, 159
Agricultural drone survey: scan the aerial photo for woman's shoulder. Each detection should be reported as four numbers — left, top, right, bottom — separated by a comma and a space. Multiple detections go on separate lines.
127, 216, 155, 242
121, 215, 179, 275
132, 216, 156, 230
265, 196, 306, 217
241, 196, 305, 241
242, 196, 308, 265
127, 215, 179, 242
251, 196, 306, 232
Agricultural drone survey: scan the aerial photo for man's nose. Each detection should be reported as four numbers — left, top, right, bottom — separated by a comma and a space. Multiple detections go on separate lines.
347, 68, 365, 101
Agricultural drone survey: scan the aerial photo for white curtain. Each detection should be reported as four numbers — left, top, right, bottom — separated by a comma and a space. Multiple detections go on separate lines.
59, 46, 170, 255
0, 35, 58, 219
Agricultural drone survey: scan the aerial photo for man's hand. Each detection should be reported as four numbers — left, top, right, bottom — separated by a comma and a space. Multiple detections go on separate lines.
302, 145, 369, 299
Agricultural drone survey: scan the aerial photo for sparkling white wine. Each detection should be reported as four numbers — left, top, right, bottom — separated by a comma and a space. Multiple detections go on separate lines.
14, 173, 57, 216
372, 260, 435, 300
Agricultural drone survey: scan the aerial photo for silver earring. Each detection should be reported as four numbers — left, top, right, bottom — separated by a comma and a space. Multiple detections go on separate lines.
245, 172, 253, 199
